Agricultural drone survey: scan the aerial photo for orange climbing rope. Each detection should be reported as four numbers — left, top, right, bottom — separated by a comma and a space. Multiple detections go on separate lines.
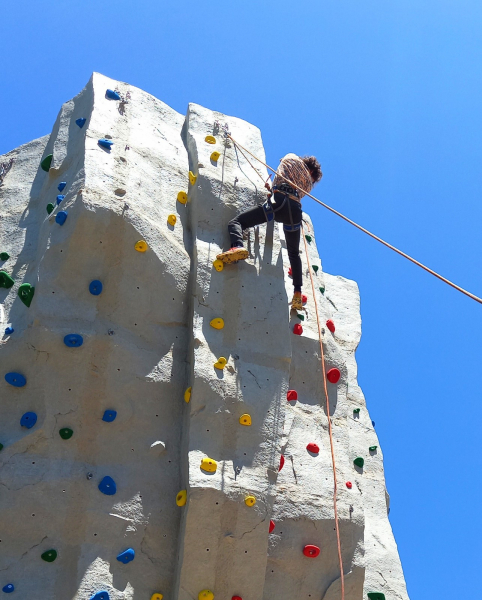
227, 134, 482, 305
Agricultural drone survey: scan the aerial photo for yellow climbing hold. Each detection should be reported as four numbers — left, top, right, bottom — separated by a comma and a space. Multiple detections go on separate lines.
210, 318, 224, 330
198, 591, 214, 600
213, 259, 224, 272
239, 414, 252, 426
151, 594, 163, 600
184, 387, 192, 403
200, 457, 217, 473
210, 151, 221, 162
177, 191, 187, 205
135, 240, 148, 253
214, 357, 227, 370
176, 490, 187, 506
205, 135, 216, 144
168, 214, 177, 226
245, 495, 256, 507
189, 171, 197, 185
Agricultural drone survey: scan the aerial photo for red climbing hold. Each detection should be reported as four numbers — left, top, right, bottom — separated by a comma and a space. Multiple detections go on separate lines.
232, 596, 242, 600
346, 481, 352, 489
287, 390, 298, 401
288, 267, 292, 277
302, 294, 307, 304
326, 368, 340, 384
269, 520, 275, 533
303, 545, 320, 558
279, 455, 285, 471
326, 319, 335, 333
293, 323, 303, 335
306, 442, 320, 454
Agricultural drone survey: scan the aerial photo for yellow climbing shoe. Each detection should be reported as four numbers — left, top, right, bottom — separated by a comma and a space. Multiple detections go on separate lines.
291, 293, 303, 312
216, 247, 249, 264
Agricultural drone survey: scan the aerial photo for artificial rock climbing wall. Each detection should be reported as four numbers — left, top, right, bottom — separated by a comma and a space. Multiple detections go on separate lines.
0, 73, 409, 600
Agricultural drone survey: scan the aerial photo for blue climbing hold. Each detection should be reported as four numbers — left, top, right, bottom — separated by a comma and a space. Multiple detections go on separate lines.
76, 118, 86, 128
90, 593, 110, 600
372, 420, 376, 427
64, 334, 83, 348
55, 211, 68, 226
106, 89, 121, 100
5, 372, 26, 387
102, 410, 117, 422
4, 327, 14, 335
98, 476, 117, 496
2, 584, 14, 593
89, 280, 103, 295
58, 182, 67, 192
20, 412, 37, 429
116, 548, 135, 564
98, 139, 113, 150
56, 195, 65, 205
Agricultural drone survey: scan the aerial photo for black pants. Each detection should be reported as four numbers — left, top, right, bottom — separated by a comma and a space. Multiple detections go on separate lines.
228, 192, 303, 290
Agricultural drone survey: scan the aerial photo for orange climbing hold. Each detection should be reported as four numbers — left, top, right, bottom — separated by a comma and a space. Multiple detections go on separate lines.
239, 414, 252, 426
326, 368, 340, 384
326, 319, 335, 333
135, 240, 148, 252
168, 214, 177, 226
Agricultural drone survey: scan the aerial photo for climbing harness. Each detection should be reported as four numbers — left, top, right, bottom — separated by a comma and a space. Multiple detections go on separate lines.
227, 134, 482, 305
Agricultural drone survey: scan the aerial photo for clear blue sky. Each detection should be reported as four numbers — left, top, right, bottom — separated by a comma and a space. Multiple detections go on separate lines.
2, 2, 482, 597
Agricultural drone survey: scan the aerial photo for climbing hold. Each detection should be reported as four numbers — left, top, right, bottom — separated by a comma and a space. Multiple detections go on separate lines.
293, 323, 303, 335
303, 545, 320, 558
288, 267, 293, 277
0, 443, 3, 451
150, 441, 166, 453
232, 597, 242, 600
116, 548, 135, 564
354, 457, 364, 469
4, 327, 14, 335
40, 154, 53, 172
346, 481, 352, 489
239, 414, 252, 426
353, 408, 360, 414
20, 412, 37, 429
326, 368, 340, 384
269, 520, 275, 533
205, 135, 216, 144
297, 313, 304, 321
167, 214, 177, 226
214, 357, 227, 370
200, 457, 217, 473
372, 420, 376, 427
184, 387, 192, 403
279, 455, 285, 471
245, 495, 256, 507
198, 591, 214, 600
90, 593, 109, 600
367, 595, 385, 600
5, 372, 26, 387
151, 595, 163, 600
47, 203, 55, 214
59, 427, 73, 440
18, 283, 35, 307
312, 265, 319, 273
2, 584, 14, 593
305, 234, 312, 243
213, 259, 224, 272
0, 271, 14, 289
0, 252, 9, 261
302, 294, 307, 304
306, 442, 320, 454
135, 240, 148, 252
55, 211, 68, 226
98, 139, 113, 150
210, 318, 224, 330
102, 410, 117, 422
98, 475, 117, 495
177, 191, 188, 205
325, 320, 335, 334
319, 286, 325, 294
56, 194, 65, 205
176, 490, 187, 506
106, 89, 121, 100
210, 151, 221, 162
64, 334, 83, 348
76, 118, 86, 128
287, 390, 298, 401
369, 446, 378, 452
58, 182, 67, 192
89, 280, 103, 295
189, 171, 197, 185
41, 549, 57, 562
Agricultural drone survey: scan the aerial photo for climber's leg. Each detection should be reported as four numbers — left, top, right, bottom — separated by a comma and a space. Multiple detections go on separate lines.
217, 204, 266, 263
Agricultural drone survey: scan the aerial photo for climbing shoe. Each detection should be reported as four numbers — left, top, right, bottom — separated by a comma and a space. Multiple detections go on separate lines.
291, 293, 303, 311
216, 247, 249, 264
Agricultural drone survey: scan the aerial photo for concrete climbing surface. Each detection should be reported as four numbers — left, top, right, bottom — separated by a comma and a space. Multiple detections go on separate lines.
0, 73, 408, 600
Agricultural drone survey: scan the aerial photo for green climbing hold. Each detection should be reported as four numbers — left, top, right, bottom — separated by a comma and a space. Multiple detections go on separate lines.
369, 446, 378, 452
312, 265, 319, 273
59, 428, 73, 440
0, 443, 3, 451
0, 252, 9, 261
353, 408, 360, 414
0, 271, 14, 289
41, 549, 57, 562
305, 235, 312, 243
297, 313, 305, 321
46, 203, 55, 215
367, 594, 385, 600
18, 283, 35, 307
354, 457, 364, 468
319, 286, 325, 294
40, 154, 53, 172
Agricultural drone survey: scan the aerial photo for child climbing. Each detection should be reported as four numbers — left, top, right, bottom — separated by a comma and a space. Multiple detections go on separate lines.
216, 153, 322, 311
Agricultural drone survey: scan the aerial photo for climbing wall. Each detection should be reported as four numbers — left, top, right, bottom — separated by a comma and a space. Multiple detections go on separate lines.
0, 73, 409, 600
